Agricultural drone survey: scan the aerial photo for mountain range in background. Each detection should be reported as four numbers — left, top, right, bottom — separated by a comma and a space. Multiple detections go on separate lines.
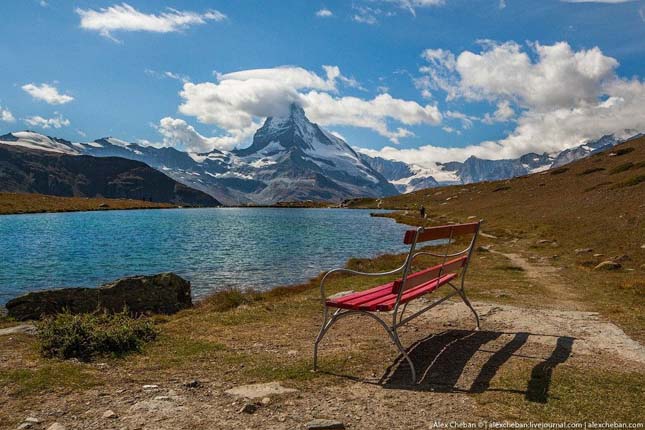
0, 103, 641, 204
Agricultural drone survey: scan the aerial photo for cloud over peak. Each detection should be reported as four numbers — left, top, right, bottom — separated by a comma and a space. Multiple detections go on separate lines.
175, 65, 441, 150
24, 113, 70, 129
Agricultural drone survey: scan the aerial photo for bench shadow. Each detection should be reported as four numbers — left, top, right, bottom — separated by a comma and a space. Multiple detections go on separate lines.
380, 329, 574, 403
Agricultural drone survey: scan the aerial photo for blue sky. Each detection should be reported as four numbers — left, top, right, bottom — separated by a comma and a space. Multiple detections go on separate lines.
1, 0, 644, 164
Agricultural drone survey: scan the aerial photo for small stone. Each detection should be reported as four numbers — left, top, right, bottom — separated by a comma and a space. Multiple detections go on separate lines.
641, 244, 645, 249
102, 410, 117, 419
24, 418, 40, 424
575, 248, 593, 254
47, 424, 66, 430
17, 423, 32, 430
261, 397, 271, 405
536, 239, 551, 245
593, 261, 622, 271
154, 396, 172, 401
239, 403, 257, 414
287, 350, 298, 356
614, 255, 630, 262
306, 419, 345, 429
143, 384, 159, 390
593, 253, 604, 257
184, 380, 201, 388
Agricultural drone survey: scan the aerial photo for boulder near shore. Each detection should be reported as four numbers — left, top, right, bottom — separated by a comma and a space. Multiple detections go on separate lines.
5, 272, 192, 321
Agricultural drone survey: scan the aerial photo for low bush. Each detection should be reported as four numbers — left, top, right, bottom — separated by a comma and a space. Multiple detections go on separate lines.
550, 167, 569, 175
37, 311, 157, 361
610, 174, 645, 189
578, 167, 605, 176
609, 162, 634, 175
198, 288, 260, 312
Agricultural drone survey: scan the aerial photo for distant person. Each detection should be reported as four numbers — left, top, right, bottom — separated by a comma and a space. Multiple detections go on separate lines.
420, 205, 426, 219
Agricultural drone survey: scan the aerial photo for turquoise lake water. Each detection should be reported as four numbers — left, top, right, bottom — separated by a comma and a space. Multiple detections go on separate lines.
0, 208, 412, 304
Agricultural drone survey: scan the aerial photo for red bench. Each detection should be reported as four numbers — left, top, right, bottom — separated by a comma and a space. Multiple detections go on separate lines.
313, 221, 482, 384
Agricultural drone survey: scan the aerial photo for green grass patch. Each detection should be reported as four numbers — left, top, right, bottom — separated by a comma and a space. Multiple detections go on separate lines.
37, 311, 157, 361
578, 167, 605, 176
609, 162, 634, 175
584, 181, 612, 192
479, 364, 645, 422
145, 336, 226, 367
610, 174, 645, 189
0, 363, 99, 395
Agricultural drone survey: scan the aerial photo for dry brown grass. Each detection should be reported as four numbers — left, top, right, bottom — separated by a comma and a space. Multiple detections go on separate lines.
0, 192, 175, 215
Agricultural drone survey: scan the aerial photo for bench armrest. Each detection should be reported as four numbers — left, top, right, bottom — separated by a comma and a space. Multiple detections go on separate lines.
319, 265, 406, 303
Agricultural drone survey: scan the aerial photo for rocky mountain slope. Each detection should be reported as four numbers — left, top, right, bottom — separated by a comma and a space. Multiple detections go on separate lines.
0, 106, 396, 205
1, 121, 640, 203
0, 141, 219, 206
359, 134, 638, 192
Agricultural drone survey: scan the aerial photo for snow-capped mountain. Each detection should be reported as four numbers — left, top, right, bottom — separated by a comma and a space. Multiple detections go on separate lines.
359, 134, 635, 192
1, 118, 639, 203
0, 105, 396, 205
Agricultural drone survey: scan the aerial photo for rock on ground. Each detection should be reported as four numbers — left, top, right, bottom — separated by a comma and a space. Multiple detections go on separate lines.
306, 419, 346, 429
5, 272, 192, 320
224, 382, 298, 399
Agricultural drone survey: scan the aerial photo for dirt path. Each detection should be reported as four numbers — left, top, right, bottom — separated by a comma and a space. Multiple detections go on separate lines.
488, 249, 583, 310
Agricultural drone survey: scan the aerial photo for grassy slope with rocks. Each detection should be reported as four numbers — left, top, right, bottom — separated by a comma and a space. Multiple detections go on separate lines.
0, 138, 643, 428
0, 192, 175, 215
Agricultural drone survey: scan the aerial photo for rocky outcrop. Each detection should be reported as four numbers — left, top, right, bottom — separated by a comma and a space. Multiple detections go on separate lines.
5, 273, 192, 321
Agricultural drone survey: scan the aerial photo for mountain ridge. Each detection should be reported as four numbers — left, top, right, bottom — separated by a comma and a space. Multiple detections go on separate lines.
1, 113, 640, 203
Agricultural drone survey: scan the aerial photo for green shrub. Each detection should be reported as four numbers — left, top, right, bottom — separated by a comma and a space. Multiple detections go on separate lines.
578, 167, 605, 176
609, 162, 634, 175
550, 167, 569, 175
610, 174, 645, 189
37, 311, 157, 361
198, 288, 259, 312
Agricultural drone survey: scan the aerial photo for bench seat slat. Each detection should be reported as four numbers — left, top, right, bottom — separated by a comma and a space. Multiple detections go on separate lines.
326, 272, 457, 312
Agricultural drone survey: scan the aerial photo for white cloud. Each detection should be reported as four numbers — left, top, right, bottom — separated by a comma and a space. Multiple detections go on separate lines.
22, 83, 74, 105
156, 117, 259, 152
483, 100, 515, 124
76, 3, 226, 41
445, 110, 477, 129
24, 113, 70, 129
499, 0, 507, 8
363, 41, 645, 165
316, 8, 333, 17
640, 6, 645, 21
145, 69, 190, 83
1, 106, 15, 123
422, 41, 618, 111
176, 65, 439, 148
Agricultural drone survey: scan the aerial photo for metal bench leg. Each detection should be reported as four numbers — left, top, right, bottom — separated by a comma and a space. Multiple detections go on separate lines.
458, 290, 480, 331
388, 327, 417, 384
313, 308, 340, 371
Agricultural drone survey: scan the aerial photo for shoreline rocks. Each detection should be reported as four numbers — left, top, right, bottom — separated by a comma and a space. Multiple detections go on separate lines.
5, 273, 192, 321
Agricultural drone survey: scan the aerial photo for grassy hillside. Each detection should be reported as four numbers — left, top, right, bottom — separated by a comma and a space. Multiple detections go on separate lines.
348, 136, 645, 338
0, 192, 175, 215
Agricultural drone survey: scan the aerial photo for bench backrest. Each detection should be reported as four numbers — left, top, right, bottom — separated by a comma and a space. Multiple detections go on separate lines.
393, 221, 481, 295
